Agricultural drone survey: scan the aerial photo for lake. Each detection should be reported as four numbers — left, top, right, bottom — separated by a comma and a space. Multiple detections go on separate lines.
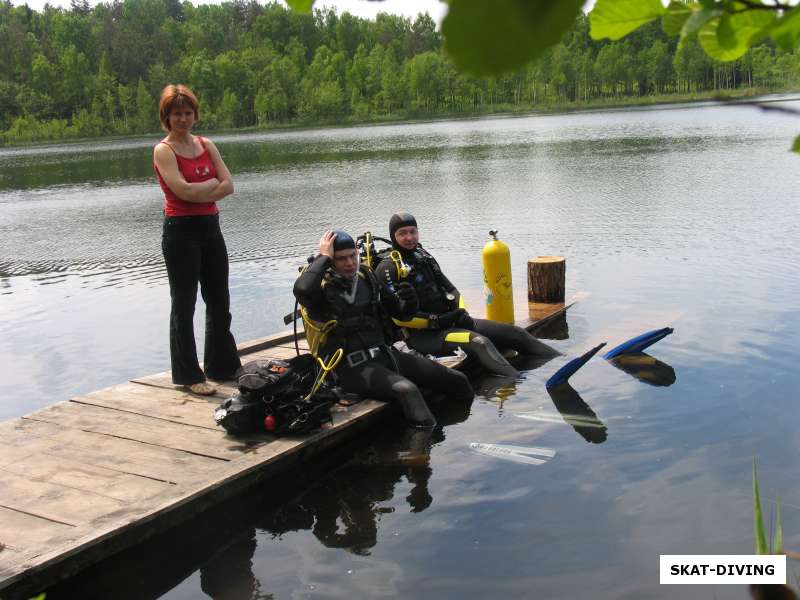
2, 98, 800, 599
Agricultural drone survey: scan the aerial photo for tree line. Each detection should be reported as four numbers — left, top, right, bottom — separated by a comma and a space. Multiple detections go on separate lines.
1, 0, 799, 144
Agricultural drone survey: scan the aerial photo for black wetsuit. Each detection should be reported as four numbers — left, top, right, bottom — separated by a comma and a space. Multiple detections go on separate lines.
293, 255, 473, 427
375, 245, 558, 377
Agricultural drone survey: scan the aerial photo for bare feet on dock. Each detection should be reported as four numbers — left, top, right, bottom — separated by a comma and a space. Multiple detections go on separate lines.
185, 381, 216, 396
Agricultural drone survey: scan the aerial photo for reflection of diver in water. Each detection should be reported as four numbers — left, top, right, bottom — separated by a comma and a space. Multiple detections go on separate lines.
607, 352, 676, 387
546, 382, 608, 444
195, 426, 432, 596
261, 427, 433, 555
200, 529, 270, 600
197, 398, 472, 596
262, 398, 472, 556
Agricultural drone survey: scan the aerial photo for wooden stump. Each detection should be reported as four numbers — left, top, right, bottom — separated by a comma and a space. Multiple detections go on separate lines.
528, 256, 565, 303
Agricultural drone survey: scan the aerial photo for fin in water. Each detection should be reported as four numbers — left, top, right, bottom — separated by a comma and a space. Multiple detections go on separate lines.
603, 327, 674, 360
469, 443, 555, 466
545, 342, 606, 390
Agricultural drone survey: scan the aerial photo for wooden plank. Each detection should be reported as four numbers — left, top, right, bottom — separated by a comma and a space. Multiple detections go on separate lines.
525, 299, 576, 333
0, 419, 62, 461
1, 450, 172, 504
75, 383, 220, 430
0, 505, 76, 550
0, 471, 127, 527
22, 402, 263, 461
273, 339, 310, 351
237, 329, 300, 355
0, 506, 77, 576
130, 371, 238, 397
0, 397, 391, 599
0, 419, 225, 484
240, 346, 298, 361
132, 346, 298, 391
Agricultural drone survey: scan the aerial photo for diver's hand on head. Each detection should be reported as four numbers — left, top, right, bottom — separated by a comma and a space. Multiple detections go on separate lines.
319, 231, 336, 258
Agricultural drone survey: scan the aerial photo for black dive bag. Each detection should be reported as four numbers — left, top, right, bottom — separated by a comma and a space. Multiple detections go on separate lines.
213, 353, 335, 437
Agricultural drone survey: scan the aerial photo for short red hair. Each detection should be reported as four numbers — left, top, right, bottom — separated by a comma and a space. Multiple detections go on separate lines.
159, 84, 199, 132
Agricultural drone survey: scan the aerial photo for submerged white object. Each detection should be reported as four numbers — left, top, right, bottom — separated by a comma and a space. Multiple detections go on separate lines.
469, 442, 556, 466
515, 412, 606, 428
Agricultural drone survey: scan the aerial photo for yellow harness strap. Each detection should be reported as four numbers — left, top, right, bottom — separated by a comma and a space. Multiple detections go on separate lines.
444, 331, 471, 344
304, 348, 343, 401
390, 250, 409, 279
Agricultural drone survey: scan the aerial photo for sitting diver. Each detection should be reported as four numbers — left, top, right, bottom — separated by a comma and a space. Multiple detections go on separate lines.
293, 230, 474, 428
375, 213, 559, 377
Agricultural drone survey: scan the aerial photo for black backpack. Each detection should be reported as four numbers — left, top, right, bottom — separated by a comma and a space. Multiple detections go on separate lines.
214, 353, 336, 437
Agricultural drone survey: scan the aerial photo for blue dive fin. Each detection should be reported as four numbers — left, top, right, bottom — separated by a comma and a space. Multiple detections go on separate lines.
603, 327, 674, 360
545, 342, 607, 390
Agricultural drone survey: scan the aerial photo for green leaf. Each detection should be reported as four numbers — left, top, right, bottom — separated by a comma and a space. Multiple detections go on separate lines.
754, 458, 769, 556
590, 0, 666, 41
773, 497, 783, 555
443, 0, 584, 76
663, 2, 697, 37
769, 6, 800, 52
698, 8, 774, 61
792, 135, 800, 153
717, 14, 737, 49
284, 0, 314, 12
681, 8, 721, 38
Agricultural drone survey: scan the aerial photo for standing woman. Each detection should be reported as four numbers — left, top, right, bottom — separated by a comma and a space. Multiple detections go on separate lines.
153, 84, 240, 395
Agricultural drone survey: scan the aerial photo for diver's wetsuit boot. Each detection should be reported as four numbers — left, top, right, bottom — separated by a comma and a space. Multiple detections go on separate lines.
466, 333, 521, 377
407, 329, 521, 377
472, 318, 560, 358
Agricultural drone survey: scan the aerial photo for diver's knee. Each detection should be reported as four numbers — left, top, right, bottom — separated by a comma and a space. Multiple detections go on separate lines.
390, 379, 436, 428
390, 379, 419, 398
449, 370, 474, 401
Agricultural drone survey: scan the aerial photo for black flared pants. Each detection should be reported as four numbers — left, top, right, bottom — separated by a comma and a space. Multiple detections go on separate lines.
162, 214, 241, 385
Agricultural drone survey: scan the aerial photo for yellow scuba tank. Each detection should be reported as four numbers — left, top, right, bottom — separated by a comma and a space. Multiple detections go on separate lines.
482, 229, 514, 324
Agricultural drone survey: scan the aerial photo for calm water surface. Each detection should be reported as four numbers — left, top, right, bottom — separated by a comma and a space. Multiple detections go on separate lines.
2, 100, 800, 599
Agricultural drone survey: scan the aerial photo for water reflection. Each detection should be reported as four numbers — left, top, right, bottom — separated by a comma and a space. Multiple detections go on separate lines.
263, 428, 434, 556
546, 382, 608, 444
530, 311, 569, 340
200, 531, 269, 600
197, 401, 473, 599
607, 352, 677, 387
472, 354, 555, 406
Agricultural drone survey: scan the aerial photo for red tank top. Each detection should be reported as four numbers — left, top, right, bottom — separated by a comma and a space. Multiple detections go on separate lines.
154, 136, 220, 217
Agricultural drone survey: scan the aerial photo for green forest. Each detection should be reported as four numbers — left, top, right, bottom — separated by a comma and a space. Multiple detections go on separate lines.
1, 0, 800, 144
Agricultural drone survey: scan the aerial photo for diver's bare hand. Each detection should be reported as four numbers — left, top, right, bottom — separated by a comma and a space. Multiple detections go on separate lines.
319, 231, 336, 258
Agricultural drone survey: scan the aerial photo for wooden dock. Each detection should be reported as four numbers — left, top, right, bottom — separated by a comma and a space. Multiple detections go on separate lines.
0, 302, 571, 599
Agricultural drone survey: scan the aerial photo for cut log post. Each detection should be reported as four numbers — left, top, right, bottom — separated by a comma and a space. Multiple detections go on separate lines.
528, 256, 565, 303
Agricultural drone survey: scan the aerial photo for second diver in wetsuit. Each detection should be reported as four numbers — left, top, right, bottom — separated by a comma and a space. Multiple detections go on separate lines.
293, 230, 474, 428
375, 213, 559, 377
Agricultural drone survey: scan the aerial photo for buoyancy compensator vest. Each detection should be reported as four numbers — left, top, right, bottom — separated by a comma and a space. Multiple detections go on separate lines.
303, 264, 391, 357
214, 353, 336, 437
